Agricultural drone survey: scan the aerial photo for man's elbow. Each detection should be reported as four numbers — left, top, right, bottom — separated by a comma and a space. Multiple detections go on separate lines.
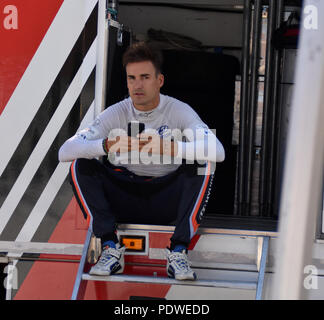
58, 148, 66, 162
217, 151, 225, 162
216, 141, 225, 162
58, 144, 72, 162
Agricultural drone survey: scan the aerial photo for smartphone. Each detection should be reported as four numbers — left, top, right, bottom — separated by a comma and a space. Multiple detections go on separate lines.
128, 121, 145, 137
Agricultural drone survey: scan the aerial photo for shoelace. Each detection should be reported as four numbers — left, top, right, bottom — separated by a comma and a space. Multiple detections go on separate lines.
168, 252, 192, 272
98, 248, 121, 265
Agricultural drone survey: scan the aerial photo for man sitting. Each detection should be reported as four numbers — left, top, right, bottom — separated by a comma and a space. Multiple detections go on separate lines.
59, 42, 225, 280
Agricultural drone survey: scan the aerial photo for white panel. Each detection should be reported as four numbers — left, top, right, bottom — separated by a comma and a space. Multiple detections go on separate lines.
3, 101, 95, 257
272, 0, 324, 299
0, 0, 98, 176
165, 284, 255, 300
0, 41, 97, 236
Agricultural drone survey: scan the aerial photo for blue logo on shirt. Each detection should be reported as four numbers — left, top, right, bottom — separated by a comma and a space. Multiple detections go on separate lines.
157, 125, 169, 137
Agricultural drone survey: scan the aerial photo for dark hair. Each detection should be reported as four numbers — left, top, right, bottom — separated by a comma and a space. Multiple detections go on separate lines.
122, 41, 163, 75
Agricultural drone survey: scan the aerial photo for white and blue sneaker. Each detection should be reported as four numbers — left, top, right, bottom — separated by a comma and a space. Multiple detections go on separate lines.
166, 248, 197, 281
89, 244, 125, 276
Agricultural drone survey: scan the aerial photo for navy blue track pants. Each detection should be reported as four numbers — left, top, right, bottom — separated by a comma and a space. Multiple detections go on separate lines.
69, 158, 214, 248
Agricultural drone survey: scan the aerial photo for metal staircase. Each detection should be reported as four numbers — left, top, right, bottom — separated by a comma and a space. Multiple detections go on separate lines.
71, 224, 272, 300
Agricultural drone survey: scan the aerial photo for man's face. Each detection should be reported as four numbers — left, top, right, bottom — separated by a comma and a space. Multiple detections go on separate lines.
126, 60, 164, 111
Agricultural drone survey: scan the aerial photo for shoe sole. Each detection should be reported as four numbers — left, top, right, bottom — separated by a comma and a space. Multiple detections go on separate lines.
89, 264, 124, 276
167, 264, 196, 281
88, 268, 124, 276
167, 272, 197, 281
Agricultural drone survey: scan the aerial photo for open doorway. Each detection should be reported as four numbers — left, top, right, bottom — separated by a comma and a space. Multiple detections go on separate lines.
104, 0, 302, 231
116, 2, 242, 218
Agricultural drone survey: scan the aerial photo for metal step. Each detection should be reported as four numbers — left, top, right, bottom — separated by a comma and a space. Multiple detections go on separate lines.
81, 273, 257, 290
71, 225, 270, 300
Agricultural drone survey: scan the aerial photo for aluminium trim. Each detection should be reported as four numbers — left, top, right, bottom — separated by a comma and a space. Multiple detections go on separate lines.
0, 241, 83, 255
82, 273, 257, 290
116, 224, 278, 237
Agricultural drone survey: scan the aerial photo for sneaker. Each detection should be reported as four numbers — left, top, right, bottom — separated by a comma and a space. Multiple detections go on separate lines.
89, 245, 125, 276
166, 248, 197, 281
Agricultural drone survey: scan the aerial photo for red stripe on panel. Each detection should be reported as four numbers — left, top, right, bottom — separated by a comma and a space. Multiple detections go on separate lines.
0, 0, 64, 114
83, 281, 171, 300
14, 197, 88, 300
187, 234, 201, 250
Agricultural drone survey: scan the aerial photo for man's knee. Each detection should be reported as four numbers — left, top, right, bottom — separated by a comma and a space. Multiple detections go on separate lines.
70, 158, 101, 177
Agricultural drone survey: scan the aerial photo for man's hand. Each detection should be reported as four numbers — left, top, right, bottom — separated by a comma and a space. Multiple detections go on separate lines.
107, 135, 140, 154
105, 133, 178, 157
137, 133, 178, 157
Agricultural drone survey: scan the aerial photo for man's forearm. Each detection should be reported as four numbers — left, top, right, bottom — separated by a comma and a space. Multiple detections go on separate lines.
59, 133, 225, 164
58, 135, 106, 162
102, 137, 116, 154
136, 132, 224, 162
175, 136, 225, 163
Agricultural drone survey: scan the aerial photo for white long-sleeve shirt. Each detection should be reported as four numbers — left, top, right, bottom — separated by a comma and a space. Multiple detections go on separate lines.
59, 94, 225, 177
